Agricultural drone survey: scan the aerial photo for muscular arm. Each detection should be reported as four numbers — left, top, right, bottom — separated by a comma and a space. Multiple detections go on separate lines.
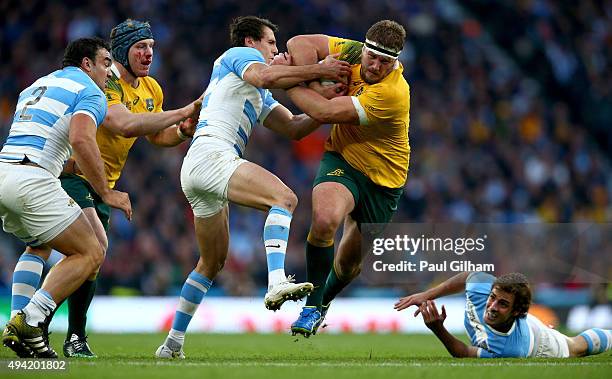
286, 86, 359, 124
69, 113, 132, 219
242, 59, 350, 89
144, 126, 181, 146
103, 97, 200, 138
287, 34, 330, 65
69, 113, 113, 198
262, 104, 319, 141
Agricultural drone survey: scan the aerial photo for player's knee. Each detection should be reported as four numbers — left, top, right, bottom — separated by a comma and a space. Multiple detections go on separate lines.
273, 187, 298, 212
203, 260, 225, 280
311, 212, 341, 240
98, 235, 109, 253
196, 254, 227, 279
89, 243, 105, 270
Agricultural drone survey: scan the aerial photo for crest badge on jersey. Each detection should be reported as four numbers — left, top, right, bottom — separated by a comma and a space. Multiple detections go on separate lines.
145, 98, 154, 111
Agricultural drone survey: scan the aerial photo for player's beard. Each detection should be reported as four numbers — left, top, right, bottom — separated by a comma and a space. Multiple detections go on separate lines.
361, 66, 383, 84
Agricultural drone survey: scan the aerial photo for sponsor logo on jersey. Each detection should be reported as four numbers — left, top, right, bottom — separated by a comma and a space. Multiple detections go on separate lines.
327, 168, 345, 177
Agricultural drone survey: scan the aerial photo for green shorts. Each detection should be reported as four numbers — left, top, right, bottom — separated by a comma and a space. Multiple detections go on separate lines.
313, 151, 403, 229
60, 174, 111, 231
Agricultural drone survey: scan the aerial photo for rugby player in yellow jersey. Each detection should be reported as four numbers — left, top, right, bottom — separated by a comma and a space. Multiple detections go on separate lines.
7, 19, 202, 357
285, 20, 410, 337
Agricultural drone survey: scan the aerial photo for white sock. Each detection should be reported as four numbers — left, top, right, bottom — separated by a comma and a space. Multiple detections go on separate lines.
268, 270, 287, 287
167, 329, 185, 350
23, 289, 56, 326
263, 206, 292, 287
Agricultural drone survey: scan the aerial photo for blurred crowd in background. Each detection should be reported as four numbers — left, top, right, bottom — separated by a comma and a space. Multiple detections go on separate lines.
0, 0, 610, 305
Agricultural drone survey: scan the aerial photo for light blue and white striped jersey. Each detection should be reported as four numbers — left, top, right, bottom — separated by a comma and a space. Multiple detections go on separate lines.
0, 66, 107, 177
464, 272, 554, 358
193, 47, 279, 157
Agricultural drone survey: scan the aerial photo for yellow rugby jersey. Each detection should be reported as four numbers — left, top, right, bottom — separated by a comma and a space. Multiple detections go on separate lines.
326, 37, 410, 189
93, 70, 163, 188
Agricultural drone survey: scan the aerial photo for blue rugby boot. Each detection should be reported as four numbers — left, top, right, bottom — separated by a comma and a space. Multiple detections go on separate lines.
291, 306, 322, 338
319, 303, 330, 330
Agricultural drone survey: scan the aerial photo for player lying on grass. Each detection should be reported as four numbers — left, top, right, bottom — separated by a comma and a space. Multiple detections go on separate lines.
395, 271, 611, 358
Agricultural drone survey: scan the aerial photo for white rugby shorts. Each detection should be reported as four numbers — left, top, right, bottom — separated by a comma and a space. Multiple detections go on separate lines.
180, 136, 247, 218
529, 315, 570, 358
0, 162, 82, 246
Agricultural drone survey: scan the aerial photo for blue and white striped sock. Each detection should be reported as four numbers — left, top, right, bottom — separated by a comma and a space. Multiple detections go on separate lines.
167, 271, 212, 347
11, 253, 45, 318
264, 206, 292, 287
579, 328, 612, 356
41, 250, 64, 282
46, 249, 65, 267
23, 289, 56, 326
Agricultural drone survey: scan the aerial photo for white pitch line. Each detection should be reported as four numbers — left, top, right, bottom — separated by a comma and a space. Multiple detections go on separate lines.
74, 360, 612, 368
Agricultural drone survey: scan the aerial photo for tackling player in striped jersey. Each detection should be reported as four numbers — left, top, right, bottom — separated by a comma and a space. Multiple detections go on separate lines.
156, 15, 351, 359
1, 37, 132, 358
7, 19, 202, 358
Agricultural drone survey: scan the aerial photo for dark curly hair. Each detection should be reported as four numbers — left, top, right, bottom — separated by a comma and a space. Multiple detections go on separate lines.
229, 16, 278, 47
62, 37, 110, 68
492, 273, 532, 318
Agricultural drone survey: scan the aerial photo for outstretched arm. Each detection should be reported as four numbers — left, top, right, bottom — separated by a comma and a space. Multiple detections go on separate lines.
145, 117, 197, 147
420, 300, 479, 358
103, 96, 202, 138
242, 57, 350, 89
395, 272, 470, 314
286, 84, 358, 124
262, 104, 319, 141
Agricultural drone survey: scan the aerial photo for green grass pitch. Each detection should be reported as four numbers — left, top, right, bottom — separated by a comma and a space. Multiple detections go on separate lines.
0, 333, 610, 378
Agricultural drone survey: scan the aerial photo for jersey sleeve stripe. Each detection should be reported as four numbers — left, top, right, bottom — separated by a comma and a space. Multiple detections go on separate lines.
73, 110, 99, 127
351, 96, 369, 125
259, 102, 279, 124
240, 61, 258, 79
